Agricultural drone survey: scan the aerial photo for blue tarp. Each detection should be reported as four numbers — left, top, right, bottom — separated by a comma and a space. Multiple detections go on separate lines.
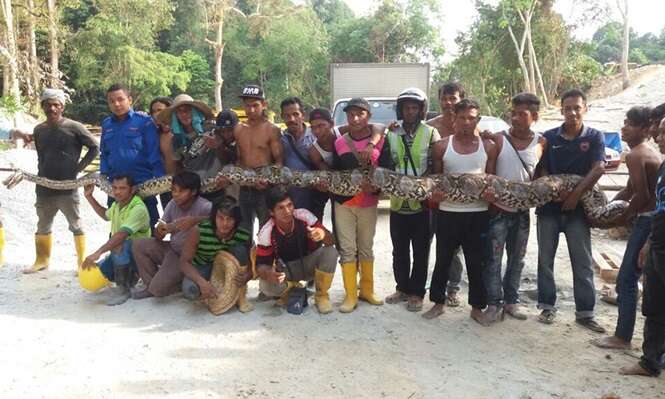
604, 132, 622, 153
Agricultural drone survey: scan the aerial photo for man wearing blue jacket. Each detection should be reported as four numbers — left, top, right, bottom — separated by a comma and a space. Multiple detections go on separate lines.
101, 84, 165, 230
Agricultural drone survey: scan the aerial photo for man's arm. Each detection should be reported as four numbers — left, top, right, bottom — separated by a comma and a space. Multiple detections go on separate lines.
169, 216, 208, 233
613, 179, 634, 202
270, 126, 284, 166
431, 139, 445, 175
561, 160, 605, 211
81, 230, 129, 269
179, 228, 217, 299
83, 185, 109, 220
561, 133, 606, 211
483, 138, 498, 175
143, 119, 166, 177
534, 137, 549, 178
75, 124, 100, 172
99, 127, 110, 176
308, 146, 330, 171
429, 139, 447, 202
617, 154, 650, 221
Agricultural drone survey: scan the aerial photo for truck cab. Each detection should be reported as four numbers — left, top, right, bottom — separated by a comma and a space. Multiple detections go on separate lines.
331, 97, 398, 126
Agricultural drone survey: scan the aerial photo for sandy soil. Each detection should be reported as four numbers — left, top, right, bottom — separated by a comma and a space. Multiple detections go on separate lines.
1, 148, 664, 399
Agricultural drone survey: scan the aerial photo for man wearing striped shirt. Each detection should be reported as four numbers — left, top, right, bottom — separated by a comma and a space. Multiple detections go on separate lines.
178, 199, 253, 312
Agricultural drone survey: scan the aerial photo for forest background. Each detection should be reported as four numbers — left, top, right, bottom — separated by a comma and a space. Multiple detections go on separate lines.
1, 0, 664, 124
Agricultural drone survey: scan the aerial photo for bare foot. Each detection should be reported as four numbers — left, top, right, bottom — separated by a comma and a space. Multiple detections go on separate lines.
406, 296, 423, 312
385, 291, 408, 304
483, 305, 501, 324
592, 336, 632, 350
446, 291, 460, 307
422, 304, 445, 319
619, 363, 653, 376
471, 308, 490, 327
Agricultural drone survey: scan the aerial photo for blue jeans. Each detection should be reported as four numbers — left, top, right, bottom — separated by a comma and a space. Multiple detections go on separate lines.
485, 210, 530, 306
99, 240, 137, 281
615, 215, 652, 341
537, 212, 595, 319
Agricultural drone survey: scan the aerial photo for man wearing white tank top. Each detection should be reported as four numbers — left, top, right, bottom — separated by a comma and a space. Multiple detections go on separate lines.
423, 99, 499, 325
481, 93, 546, 323
426, 82, 467, 308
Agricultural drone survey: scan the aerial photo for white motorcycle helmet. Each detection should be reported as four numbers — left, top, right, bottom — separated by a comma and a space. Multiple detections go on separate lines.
396, 87, 428, 121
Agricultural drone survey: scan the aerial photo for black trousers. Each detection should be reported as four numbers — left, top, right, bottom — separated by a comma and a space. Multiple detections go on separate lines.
390, 210, 433, 298
640, 218, 665, 376
430, 210, 489, 308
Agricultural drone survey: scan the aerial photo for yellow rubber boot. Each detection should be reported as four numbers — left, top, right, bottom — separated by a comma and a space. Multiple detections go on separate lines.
24, 234, 52, 274
359, 260, 383, 306
236, 265, 254, 313
314, 269, 334, 314
339, 262, 358, 313
74, 234, 86, 268
0, 226, 5, 267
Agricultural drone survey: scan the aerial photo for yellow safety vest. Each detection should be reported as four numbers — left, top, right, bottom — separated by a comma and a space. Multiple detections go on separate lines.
387, 122, 434, 212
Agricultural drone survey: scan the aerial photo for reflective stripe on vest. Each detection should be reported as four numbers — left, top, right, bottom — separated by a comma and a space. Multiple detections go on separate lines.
388, 123, 433, 212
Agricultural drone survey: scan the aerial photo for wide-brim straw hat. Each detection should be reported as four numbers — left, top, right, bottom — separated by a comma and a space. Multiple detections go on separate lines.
155, 93, 214, 126
205, 250, 243, 315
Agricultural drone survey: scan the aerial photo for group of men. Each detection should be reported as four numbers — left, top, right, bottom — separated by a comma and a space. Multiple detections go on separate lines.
4, 80, 665, 377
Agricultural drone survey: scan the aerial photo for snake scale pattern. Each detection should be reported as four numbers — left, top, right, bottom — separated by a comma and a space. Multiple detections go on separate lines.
2, 165, 628, 228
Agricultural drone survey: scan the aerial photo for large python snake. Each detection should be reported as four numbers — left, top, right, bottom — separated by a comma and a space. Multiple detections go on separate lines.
2, 165, 628, 228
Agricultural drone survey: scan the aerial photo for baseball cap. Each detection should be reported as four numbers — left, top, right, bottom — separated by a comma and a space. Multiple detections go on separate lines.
216, 109, 239, 128
343, 97, 371, 113
239, 84, 265, 100
308, 108, 333, 123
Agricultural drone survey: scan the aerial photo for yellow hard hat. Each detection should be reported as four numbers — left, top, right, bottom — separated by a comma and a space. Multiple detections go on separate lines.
78, 265, 109, 292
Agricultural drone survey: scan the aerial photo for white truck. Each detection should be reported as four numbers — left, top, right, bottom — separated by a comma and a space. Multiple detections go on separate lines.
330, 63, 430, 126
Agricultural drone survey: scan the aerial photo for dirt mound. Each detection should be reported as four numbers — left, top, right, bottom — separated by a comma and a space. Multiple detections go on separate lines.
588, 65, 665, 101
535, 64, 665, 133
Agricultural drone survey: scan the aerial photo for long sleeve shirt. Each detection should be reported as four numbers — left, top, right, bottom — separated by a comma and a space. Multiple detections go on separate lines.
33, 118, 99, 197
100, 109, 165, 184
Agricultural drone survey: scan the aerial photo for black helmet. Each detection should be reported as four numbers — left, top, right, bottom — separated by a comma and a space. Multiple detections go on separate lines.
396, 87, 428, 121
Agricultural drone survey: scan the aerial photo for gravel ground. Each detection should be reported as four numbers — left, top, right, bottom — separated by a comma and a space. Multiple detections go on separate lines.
1, 147, 664, 398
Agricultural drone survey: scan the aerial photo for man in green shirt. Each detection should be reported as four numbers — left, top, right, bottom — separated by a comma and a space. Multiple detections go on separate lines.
82, 175, 150, 306
179, 198, 253, 312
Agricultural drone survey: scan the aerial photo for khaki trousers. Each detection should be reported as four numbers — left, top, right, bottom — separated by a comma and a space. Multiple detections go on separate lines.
333, 202, 377, 264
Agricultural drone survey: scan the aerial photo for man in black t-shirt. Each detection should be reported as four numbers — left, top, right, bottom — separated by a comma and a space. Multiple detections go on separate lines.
255, 189, 338, 314
15, 89, 99, 274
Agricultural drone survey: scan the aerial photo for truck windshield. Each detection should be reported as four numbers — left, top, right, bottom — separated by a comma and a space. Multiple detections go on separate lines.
333, 100, 397, 127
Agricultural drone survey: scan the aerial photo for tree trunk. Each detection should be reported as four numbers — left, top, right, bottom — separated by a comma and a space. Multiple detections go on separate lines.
0, 0, 21, 106
47, 0, 60, 87
213, 6, 224, 111
524, 16, 550, 107
26, 0, 40, 104
507, 24, 531, 92
619, 0, 630, 89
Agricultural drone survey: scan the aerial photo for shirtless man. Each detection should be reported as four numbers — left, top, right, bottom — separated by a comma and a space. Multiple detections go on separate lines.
427, 82, 465, 136
424, 99, 498, 325
426, 81, 467, 307
226, 84, 283, 239
593, 106, 662, 349
619, 119, 665, 378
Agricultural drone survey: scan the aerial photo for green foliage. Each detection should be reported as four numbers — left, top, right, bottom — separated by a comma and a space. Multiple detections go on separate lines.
0, 96, 27, 118
559, 42, 603, 93
591, 22, 665, 65
329, 0, 443, 63
222, 6, 329, 109
67, 0, 190, 120
179, 50, 215, 103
